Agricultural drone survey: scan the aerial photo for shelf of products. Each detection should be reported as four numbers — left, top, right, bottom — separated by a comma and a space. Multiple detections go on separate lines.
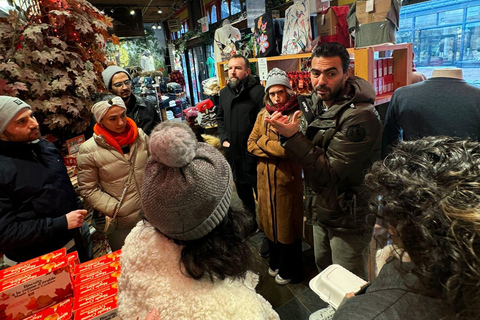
216, 43, 413, 106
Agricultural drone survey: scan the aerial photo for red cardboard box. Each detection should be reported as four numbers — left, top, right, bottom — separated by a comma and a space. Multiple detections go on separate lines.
73, 251, 121, 275
0, 248, 66, 280
23, 298, 73, 320
373, 60, 378, 79
74, 295, 118, 320
66, 252, 80, 273
74, 272, 120, 296
73, 262, 121, 286
387, 57, 394, 75
373, 78, 379, 95
382, 59, 388, 78
0, 257, 73, 320
377, 59, 383, 78
73, 283, 118, 311
378, 77, 384, 95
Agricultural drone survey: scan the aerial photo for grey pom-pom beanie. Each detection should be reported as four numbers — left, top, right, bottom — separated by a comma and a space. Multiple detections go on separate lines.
0, 96, 31, 135
142, 121, 233, 240
102, 66, 131, 90
265, 67, 292, 92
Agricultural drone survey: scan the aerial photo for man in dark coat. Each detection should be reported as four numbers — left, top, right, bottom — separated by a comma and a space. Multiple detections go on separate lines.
102, 66, 161, 135
217, 55, 264, 220
0, 96, 90, 264
267, 43, 382, 278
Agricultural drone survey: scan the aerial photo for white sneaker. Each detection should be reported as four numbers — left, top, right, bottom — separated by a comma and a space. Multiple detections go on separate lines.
275, 274, 291, 285
268, 268, 279, 277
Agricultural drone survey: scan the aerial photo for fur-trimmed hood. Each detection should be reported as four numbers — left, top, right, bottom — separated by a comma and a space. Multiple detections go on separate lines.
117, 221, 279, 320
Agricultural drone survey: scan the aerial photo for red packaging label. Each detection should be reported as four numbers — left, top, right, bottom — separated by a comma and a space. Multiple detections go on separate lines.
73, 283, 118, 311
373, 78, 378, 96
0, 248, 66, 281
74, 295, 118, 320
23, 298, 73, 320
74, 272, 120, 296
373, 60, 377, 79
73, 251, 121, 275
382, 59, 388, 77
378, 77, 384, 95
0, 257, 73, 320
66, 252, 79, 273
388, 57, 394, 75
377, 59, 383, 78
73, 262, 121, 286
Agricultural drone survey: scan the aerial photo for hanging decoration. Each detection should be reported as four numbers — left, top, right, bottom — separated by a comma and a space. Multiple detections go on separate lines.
0, 0, 118, 145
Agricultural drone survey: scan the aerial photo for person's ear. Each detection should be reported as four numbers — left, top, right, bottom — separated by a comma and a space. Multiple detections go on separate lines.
246, 68, 251, 76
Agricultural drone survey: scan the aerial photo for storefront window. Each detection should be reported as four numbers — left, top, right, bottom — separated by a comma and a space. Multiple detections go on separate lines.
415, 13, 437, 28
231, 0, 241, 15
467, 5, 480, 22
438, 9, 463, 26
210, 4, 217, 23
397, 30, 412, 44
220, 0, 229, 19
415, 26, 462, 67
462, 22, 480, 66
399, 17, 413, 30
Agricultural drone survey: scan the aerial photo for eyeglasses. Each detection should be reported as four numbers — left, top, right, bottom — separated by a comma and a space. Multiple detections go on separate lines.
112, 80, 131, 88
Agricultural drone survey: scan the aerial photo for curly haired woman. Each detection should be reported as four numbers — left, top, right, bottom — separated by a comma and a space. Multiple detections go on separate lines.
333, 136, 480, 320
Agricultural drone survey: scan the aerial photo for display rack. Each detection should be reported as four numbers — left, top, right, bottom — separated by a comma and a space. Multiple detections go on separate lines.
216, 43, 413, 106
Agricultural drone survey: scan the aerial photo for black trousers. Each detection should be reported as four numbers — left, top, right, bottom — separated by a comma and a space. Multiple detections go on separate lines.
235, 182, 257, 220
268, 238, 303, 281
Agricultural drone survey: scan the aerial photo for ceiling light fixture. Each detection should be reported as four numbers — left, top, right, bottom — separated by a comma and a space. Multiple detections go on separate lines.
152, 25, 157, 29
158, 9, 162, 13
130, 9, 135, 15
100, 9, 105, 14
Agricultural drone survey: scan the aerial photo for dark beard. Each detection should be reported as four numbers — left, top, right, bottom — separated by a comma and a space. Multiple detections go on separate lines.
228, 77, 244, 90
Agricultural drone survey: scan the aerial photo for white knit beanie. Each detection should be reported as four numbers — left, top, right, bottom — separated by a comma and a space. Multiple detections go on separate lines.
0, 96, 31, 134
142, 122, 233, 241
265, 68, 292, 92
91, 96, 126, 122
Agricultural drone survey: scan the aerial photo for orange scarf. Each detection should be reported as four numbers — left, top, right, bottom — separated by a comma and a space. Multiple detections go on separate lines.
94, 117, 138, 154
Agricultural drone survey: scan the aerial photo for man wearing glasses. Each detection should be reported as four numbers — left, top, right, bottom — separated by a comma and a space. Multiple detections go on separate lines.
266, 42, 382, 279
102, 66, 160, 135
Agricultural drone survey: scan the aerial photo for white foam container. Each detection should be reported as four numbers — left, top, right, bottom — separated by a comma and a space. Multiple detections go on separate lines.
309, 264, 367, 309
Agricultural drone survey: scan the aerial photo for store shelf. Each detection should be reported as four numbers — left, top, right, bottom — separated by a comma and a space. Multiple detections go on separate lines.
216, 43, 412, 105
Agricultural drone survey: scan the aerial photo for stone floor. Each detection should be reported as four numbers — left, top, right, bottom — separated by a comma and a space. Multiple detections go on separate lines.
248, 232, 328, 320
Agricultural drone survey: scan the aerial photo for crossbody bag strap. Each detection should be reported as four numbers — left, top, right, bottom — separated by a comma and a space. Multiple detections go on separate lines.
112, 168, 134, 219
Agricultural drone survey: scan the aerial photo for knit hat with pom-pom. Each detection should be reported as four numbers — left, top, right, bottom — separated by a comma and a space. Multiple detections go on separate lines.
142, 121, 233, 240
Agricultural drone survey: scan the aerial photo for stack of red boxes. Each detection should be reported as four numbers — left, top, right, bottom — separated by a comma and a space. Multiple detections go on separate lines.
0, 249, 75, 320
373, 57, 394, 96
72, 251, 121, 320
0, 249, 122, 320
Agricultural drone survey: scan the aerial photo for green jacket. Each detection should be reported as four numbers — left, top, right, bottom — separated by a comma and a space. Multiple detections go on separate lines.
284, 76, 382, 231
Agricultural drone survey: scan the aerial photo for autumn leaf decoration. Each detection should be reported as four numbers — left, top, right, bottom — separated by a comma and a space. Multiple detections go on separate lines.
0, 0, 116, 145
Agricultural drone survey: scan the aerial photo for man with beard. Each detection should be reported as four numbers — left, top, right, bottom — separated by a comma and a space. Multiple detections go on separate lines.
266, 42, 382, 278
217, 54, 264, 228
0, 96, 91, 264
102, 66, 160, 135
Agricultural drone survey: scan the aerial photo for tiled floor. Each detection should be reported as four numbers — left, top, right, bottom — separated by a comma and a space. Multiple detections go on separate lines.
248, 232, 328, 320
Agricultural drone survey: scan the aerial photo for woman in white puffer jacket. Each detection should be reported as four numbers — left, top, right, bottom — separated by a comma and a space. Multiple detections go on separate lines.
77, 95, 148, 251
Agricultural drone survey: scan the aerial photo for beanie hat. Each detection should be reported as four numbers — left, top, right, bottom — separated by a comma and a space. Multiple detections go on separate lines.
0, 96, 31, 135
91, 96, 126, 122
142, 122, 233, 241
265, 68, 292, 92
102, 66, 131, 90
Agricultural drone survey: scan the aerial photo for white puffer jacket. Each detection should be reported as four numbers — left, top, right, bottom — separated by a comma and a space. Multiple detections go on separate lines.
77, 129, 149, 229
117, 221, 280, 320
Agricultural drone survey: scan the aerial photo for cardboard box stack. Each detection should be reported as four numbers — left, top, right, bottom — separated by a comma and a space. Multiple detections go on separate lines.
0, 249, 121, 320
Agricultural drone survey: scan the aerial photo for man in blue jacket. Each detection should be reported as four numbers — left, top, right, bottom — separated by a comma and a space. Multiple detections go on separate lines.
0, 96, 90, 264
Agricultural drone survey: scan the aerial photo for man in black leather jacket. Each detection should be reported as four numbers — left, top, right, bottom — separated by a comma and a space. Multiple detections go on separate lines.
102, 66, 160, 135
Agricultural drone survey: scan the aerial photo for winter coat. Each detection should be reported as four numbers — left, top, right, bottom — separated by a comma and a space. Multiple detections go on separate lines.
217, 75, 264, 185
333, 258, 455, 320
0, 139, 78, 262
126, 94, 160, 136
77, 129, 149, 229
248, 108, 303, 244
117, 221, 280, 320
284, 76, 382, 231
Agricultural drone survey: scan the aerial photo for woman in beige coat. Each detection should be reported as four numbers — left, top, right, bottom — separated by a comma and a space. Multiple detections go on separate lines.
77, 95, 149, 251
247, 68, 304, 285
